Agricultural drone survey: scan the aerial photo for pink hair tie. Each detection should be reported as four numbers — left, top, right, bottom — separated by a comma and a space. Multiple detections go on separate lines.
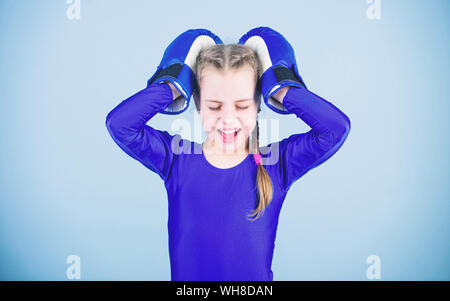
253, 153, 262, 165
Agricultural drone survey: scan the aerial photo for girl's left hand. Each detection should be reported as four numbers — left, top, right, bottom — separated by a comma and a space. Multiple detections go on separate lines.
272, 86, 290, 104
238, 26, 306, 115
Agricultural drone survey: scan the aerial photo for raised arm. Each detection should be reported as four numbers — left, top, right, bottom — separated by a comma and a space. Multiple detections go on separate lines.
274, 86, 351, 191
238, 26, 351, 191
105, 28, 223, 181
105, 82, 178, 181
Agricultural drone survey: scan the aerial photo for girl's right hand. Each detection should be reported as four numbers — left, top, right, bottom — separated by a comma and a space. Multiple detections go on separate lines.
146, 29, 223, 115
166, 82, 182, 100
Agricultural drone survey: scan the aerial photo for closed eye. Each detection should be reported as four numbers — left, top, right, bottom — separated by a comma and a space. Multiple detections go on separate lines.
208, 106, 249, 111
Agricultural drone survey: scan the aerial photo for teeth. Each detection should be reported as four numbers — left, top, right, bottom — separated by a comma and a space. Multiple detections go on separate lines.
221, 129, 238, 134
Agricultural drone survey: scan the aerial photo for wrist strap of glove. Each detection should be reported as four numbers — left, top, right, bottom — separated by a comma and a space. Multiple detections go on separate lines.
272, 66, 306, 89
149, 64, 183, 84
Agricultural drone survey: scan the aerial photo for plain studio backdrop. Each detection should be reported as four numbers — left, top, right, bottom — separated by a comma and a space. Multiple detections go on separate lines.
0, 0, 448, 280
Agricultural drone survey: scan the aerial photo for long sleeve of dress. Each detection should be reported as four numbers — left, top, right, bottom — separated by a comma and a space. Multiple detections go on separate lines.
105, 82, 177, 182
274, 86, 351, 192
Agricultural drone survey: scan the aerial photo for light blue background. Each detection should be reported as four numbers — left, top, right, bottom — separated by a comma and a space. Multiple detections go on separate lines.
0, 0, 448, 280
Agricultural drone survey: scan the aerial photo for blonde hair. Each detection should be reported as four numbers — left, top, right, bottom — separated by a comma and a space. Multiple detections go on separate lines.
193, 44, 273, 221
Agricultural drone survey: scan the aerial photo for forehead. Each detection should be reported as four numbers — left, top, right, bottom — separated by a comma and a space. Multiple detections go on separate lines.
199, 66, 256, 101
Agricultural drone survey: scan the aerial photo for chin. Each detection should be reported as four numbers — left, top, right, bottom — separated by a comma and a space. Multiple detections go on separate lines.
218, 136, 248, 155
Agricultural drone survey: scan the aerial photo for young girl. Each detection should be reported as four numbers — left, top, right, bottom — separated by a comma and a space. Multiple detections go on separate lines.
106, 29, 351, 281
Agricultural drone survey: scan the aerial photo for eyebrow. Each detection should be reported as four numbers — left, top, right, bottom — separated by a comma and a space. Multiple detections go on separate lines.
205, 98, 253, 103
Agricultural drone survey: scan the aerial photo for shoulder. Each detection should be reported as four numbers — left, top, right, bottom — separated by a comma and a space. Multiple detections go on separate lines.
259, 136, 291, 166
157, 131, 197, 156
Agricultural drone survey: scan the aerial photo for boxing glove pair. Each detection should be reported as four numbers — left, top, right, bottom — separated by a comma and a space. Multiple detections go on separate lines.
147, 27, 306, 115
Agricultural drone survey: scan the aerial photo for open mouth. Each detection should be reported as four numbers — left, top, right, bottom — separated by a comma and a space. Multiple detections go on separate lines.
218, 129, 241, 143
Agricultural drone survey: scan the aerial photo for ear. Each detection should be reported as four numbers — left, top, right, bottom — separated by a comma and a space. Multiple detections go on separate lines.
193, 92, 201, 113
254, 90, 262, 113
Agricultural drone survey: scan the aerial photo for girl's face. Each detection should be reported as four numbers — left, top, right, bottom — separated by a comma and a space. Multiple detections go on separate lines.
197, 65, 258, 156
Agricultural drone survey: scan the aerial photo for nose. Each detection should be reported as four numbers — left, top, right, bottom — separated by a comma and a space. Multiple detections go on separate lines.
220, 104, 238, 124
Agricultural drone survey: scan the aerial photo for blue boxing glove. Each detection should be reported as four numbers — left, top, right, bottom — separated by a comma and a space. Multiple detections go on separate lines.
238, 26, 307, 115
147, 29, 223, 115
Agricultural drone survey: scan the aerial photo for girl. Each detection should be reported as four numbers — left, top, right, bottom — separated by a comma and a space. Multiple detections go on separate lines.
106, 29, 351, 281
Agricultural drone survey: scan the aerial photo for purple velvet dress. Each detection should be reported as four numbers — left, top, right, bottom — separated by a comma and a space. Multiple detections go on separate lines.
105, 82, 351, 280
